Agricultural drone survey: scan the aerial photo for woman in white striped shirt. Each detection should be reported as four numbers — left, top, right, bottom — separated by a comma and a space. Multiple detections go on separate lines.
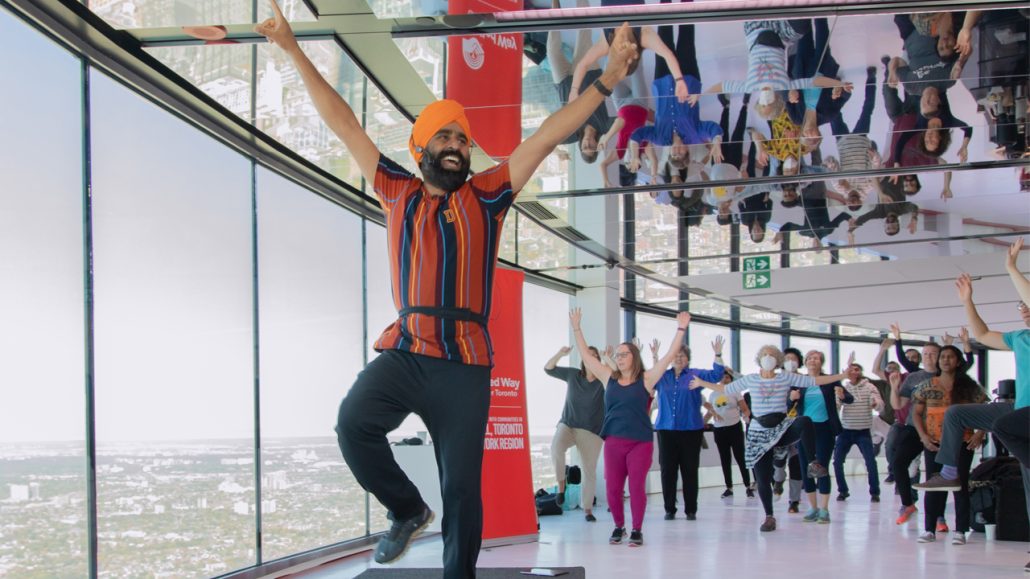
691, 345, 851, 531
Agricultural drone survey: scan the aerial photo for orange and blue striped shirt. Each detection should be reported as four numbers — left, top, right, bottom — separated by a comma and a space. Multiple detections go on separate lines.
372, 154, 515, 367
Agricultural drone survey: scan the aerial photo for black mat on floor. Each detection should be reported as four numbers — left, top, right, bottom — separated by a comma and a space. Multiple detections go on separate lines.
354, 568, 585, 578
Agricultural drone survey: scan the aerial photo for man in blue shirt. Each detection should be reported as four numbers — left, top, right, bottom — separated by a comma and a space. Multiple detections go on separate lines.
652, 335, 725, 520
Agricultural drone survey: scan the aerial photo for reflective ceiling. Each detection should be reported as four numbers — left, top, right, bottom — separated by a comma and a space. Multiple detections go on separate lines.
84, 0, 1030, 338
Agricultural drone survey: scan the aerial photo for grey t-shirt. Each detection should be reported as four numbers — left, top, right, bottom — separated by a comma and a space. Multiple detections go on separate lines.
545, 366, 606, 435
899, 369, 934, 426
900, 32, 955, 95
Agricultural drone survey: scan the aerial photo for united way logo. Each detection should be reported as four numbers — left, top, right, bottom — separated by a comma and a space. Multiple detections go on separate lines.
462, 37, 485, 70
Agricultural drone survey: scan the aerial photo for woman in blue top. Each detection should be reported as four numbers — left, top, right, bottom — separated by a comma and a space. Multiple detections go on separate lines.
793, 350, 852, 524
692, 345, 851, 532
627, 22, 724, 173
570, 308, 689, 548
651, 336, 725, 520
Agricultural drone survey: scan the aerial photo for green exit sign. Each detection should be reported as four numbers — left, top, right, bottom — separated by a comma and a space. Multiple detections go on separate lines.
743, 272, 771, 290
742, 256, 770, 272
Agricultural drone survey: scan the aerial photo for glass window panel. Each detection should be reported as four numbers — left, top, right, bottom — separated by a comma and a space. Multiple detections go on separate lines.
987, 350, 1016, 397
788, 232, 829, 267
689, 323, 732, 372
366, 84, 417, 175
0, 8, 87, 577
838, 325, 881, 339
91, 70, 255, 576
523, 283, 570, 491
255, 42, 365, 187
790, 319, 831, 334
739, 330, 781, 374
688, 298, 731, 321
635, 312, 678, 348
839, 341, 884, 375
688, 218, 731, 275
149, 44, 253, 120
740, 307, 780, 327
255, 167, 366, 559
92, 0, 315, 30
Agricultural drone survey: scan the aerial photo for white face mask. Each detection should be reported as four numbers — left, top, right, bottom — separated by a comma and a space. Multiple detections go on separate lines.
757, 87, 775, 106
760, 355, 778, 371
783, 359, 798, 373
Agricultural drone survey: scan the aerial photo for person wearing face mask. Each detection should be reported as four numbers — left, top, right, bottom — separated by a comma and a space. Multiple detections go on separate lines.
772, 348, 805, 514
703, 20, 853, 120
790, 349, 852, 523
651, 336, 726, 520
703, 368, 754, 499
571, 308, 691, 547
690, 345, 852, 532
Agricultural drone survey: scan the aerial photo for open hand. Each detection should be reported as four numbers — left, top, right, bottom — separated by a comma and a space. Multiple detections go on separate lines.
955, 273, 973, 303
890, 322, 902, 340
712, 335, 724, 356
569, 308, 583, 330
1007, 237, 1024, 270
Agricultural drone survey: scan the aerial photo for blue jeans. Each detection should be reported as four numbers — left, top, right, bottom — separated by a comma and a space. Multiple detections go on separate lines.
833, 429, 880, 497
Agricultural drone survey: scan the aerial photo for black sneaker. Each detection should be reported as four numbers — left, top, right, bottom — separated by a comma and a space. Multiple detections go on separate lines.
871, 495, 881, 503
884, 474, 895, 484
374, 506, 434, 564
746, 487, 755, 498
585, 513, 597, 522
721, 489, 734, 498
609, 527, 625, 544
685, 513, 697, 521
664, 512, 675, 520
836, 492, 849, 502
628, 529, 643, 547
787, 501, 800, 514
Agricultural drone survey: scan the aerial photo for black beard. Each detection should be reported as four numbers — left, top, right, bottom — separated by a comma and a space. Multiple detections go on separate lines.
420, 148, 470, 193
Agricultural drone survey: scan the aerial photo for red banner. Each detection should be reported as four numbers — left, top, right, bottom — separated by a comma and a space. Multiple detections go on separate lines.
447, 0, 523, 160
481, 268, 537, 542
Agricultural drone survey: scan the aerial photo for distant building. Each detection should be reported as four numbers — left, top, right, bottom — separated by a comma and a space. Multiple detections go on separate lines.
8, 484, 29, 502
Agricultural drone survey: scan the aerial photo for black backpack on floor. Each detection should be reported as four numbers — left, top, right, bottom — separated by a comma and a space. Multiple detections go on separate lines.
534, 488, 562, 517
970, 457, 1029, 541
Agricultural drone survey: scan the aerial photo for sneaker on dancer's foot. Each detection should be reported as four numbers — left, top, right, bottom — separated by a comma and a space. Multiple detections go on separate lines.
896, 505, 917, 525
915, 473, 962, 492
374, 505, 434, 564
628, 529, 643, 547
609, 527, 625, 544
721, 488, 734, 498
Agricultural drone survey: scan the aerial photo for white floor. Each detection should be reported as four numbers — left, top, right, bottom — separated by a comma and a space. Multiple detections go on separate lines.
292, 479, 1027, 578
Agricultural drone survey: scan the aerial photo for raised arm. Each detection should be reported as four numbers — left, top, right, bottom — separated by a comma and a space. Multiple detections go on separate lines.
956, 273, 1010, 350
641, 26, 688, 103
891, 323, 921, 373
872, 337, 894, 381
888, 372, 905, 413
811, 352, 855, 385
510, 24, 637, 194
256, 0, 380, 183
644, 312, 691, 390
1006, 238, 1030, 305
545, 346, 571, 371
569, 40, 610, 103
569, 308, 613, 382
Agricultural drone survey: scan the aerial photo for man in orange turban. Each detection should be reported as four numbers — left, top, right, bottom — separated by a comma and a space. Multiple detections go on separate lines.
407, 99, 474, 194
258, 1, 638, 575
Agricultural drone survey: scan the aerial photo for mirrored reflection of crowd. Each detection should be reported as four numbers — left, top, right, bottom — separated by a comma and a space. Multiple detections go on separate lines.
536, 6, 1029, 239
543, 239, 1027, 563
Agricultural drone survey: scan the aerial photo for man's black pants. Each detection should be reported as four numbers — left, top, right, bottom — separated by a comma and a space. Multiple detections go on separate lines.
336, 349, 491, 579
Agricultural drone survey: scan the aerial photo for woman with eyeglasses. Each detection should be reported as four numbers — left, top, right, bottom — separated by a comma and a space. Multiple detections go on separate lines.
569, 308, 690, 547
691, 345, 851, 532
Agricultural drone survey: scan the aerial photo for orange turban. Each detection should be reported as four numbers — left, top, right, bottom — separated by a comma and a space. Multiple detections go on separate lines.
408, 99, 472, 164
